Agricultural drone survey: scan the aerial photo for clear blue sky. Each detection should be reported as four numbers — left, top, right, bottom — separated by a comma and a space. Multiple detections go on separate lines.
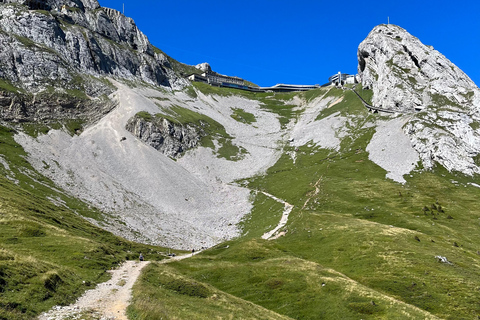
98, 0, 480, 87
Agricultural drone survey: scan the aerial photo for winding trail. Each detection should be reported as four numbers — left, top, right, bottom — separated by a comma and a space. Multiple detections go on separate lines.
261, 192, 294, 240
38, 253, 199, 320
260, 172, 324, 241
301, 175, 323, 211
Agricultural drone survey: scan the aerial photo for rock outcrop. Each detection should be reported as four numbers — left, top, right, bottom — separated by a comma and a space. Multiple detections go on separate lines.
0, 89, 115, 123
359, 24, 480, 175
195, 62, 212, 73
0, 0, 187, 122
0, 0, 180, 91
125, 114, 204, 158
1, 0, 100, 11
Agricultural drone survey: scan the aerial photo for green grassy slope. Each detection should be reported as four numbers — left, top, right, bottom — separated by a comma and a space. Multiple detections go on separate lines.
0, 126, 180, 320
128, 263, 294, 320
134, 85, 480, 319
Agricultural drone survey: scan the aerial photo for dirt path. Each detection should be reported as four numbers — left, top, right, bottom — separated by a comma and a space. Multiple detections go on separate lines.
261, 191, 294, 240
38, 253, 199, 320
260, 173, 324, 241
301, 175, 323, 211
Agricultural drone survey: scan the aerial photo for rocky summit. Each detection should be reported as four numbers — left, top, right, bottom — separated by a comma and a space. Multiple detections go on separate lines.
359, 24, 480, 175
358, 24, 480, 113
0, 0, 180, 90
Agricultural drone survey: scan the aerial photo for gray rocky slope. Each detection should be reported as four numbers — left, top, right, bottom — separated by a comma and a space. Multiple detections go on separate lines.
14, 83, 287, 249
359, 24, 480, 175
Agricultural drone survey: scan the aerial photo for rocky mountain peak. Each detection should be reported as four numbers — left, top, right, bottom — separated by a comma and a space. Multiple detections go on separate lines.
358, 24, 480, 113
0, 0, 187, 123
195, 62, 212, 73
358, 24, 480, 176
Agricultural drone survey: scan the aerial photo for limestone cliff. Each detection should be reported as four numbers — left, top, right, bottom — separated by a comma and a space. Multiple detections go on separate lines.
0, 0, 181, 90
0, 0, 185, 122
359, 24, 480, 175
358, 24, 480, 113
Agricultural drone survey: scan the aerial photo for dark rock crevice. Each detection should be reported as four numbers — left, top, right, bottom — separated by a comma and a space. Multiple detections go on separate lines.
402, 45, 420, 70
358, 50, 369, 73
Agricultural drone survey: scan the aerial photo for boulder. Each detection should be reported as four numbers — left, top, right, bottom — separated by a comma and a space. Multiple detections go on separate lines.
125, 114, 205, 158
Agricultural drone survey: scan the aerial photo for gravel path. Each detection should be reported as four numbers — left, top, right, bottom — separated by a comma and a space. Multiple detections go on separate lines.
37, 254, 198, 320
38, 261, 149, 320
261, 192, 293, 240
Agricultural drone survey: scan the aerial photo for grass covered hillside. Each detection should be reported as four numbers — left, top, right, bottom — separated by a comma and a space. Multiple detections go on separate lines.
127, 84, 480, 320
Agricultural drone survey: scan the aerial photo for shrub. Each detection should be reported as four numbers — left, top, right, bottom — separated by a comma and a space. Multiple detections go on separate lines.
17, 223, 46, 237
42, 271, 62, 292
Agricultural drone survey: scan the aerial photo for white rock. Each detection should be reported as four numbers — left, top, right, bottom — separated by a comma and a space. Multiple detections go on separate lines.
358, 24, 480, 175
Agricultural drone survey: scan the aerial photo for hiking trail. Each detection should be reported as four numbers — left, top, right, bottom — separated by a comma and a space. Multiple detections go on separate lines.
261, 191, 294, 240
38, 253, 199, 320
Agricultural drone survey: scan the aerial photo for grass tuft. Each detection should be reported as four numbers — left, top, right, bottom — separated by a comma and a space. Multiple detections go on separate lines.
231, 108, 256, 124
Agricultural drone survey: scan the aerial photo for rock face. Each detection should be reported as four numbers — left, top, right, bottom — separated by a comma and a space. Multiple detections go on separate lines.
1, 0, 100, 10
358, 24, 480, 113
0, 90, 115, 123
0, 0, 179, 91
359, 24, 480, 175
0, 0, 186, 122
125, 114, 204, 158
195, 62, 211, 73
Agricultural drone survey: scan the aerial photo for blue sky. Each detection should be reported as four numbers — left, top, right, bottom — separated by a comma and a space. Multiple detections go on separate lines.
98, 0, 480, 87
